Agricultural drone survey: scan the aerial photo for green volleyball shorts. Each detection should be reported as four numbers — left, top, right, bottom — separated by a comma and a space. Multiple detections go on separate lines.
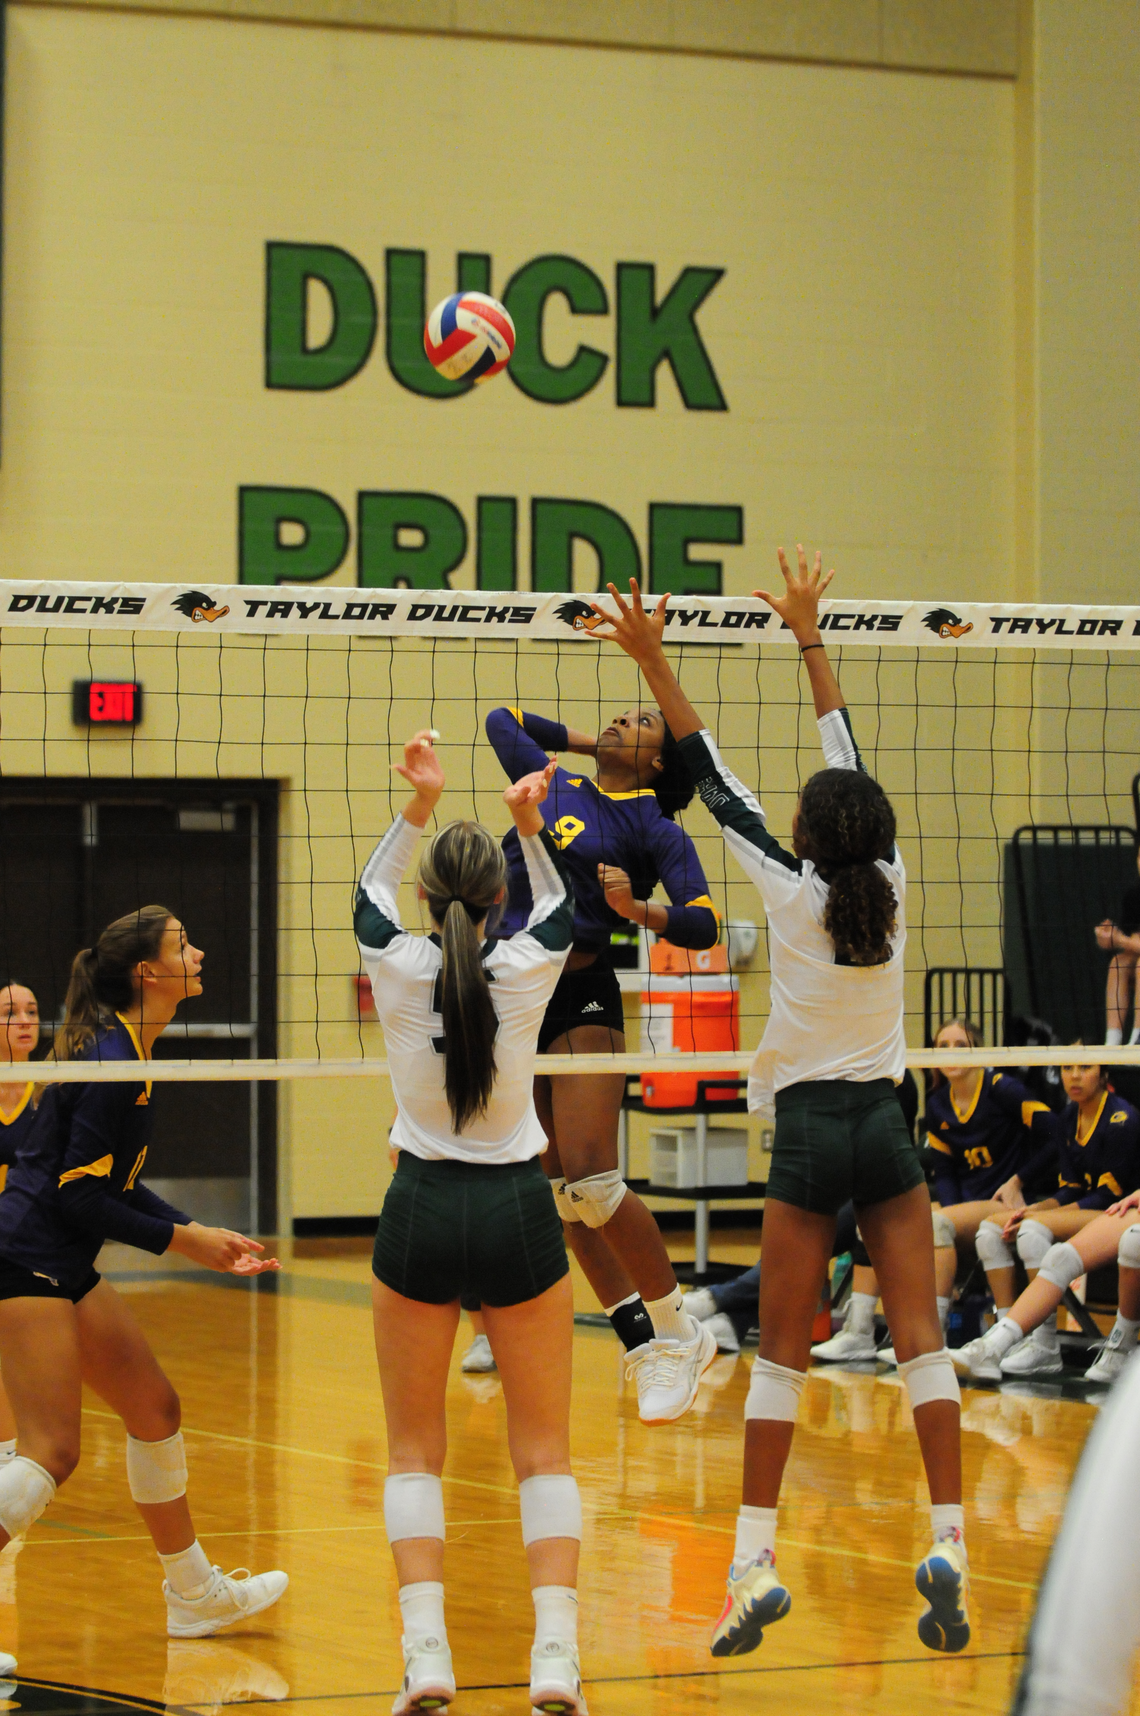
767, 1078, 925, 1216
372, 1151, 569, 1307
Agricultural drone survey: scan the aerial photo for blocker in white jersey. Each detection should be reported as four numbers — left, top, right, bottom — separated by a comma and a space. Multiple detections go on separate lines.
678, 708, 906, 1120
356, 814, 573, 1167
361, 734, 588, 1716
593, 550, 968, 1666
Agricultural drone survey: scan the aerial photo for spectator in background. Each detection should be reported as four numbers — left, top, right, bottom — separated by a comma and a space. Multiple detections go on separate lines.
1097, 843, 1140, 1046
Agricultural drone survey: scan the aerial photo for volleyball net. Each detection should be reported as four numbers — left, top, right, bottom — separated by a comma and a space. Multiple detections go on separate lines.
2, 580, 1140, 1087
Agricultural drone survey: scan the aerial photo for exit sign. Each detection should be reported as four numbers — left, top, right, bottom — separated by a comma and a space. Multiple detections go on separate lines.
72, 681, 143, 725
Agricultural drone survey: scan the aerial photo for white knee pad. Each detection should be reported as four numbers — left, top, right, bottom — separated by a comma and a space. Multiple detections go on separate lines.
744, 1356, 805, 1423
975, 1220, 1013, 1271
0, 1456, 55, 1538
1039, 1241, 1085, 1291
126, 1431, 187, 1504
557, 1170, 627, 1230
550, 1177, 578, 1223
1016, 1218, 1055, 1271
1119, 1224, 1140, 1271
384, 1472, 445, 1543
518, 1474, 582, 1546
932, 1211, 957, 1251
899, 1348, 961, 1409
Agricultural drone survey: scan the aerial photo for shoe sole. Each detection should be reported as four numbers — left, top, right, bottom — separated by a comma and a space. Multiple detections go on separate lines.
640, 1324, 719, 1425
167, 1580, 289, 1639
392, 1687, 454, 1715
1000, 1360, 1062, 1378
915, 1558, 970, 1654
710, 1585, 791, 1657
530, 1687, 584, 1715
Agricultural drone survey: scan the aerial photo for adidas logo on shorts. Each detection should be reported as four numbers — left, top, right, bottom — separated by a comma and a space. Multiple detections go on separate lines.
581, 1001, 604, 1013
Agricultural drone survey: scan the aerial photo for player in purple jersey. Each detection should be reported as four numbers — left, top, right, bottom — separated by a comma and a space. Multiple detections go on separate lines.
486, 704, 720, 1425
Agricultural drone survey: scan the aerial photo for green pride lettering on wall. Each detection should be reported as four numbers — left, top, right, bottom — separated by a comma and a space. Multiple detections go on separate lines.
264, 245, 727, 408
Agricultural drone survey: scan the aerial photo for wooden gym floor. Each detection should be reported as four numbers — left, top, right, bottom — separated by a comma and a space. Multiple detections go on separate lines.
5, 1232, 1132, 1716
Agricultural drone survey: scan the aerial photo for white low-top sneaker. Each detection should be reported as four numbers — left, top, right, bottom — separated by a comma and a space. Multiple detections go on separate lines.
1000, 1333, 1062, 1378
951, 1337, 1004, 1383
809, 1324, 878, 1363
392, 1634, 455, 1715
165, 1566, 289, 1639
460, 1333, 496, 1373
626, 1319, 717, 1424
876, 1345, 898, 1368
705, 1312, 741, 1355
0, 1652, 16, 1680
530, 1638, 587, 1715
1084, 1330, 1135, 1385
683, 1287, 718, 1322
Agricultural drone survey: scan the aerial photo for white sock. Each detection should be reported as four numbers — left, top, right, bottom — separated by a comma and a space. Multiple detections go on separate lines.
645, 1288, 689, 1343
1112, 1312, 1140, 1345
987, 1316, 1024, 1359
1107, 1027, 1124, 1046
930, 1502, 967, 1558
0, 1442, 15, 1465
1036, 1311, 1059, 1347
399, 1580, 446, 1645
532, 1585, 578, 1649
994, 1306, 1011, 1321
1131, 1027, 1140, 1046
160, 1539, 213, 1598
848, 1292, 876, 1335
936, 1296, 950, 1332
733, 1504, 777, 1573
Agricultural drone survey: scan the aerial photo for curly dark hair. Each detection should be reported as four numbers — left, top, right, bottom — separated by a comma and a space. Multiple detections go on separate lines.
797, 768, 898, 966
652, 725, 695, 820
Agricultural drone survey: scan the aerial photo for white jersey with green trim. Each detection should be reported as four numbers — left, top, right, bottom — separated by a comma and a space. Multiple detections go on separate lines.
355, 816, 573, 1164
677, 708, 906, 1116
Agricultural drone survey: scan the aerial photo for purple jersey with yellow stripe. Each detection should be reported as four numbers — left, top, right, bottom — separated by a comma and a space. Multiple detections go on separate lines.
1055, 1090, 1140, 1210
486, 707, 719, 956
925, 1069, 1055, 1205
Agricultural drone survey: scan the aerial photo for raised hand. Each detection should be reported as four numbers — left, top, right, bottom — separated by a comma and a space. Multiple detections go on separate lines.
393, 729, 445, 801
588, 579, 670, 666
505, 760, 557, 836
755, 545, 835, 643
503, 760, 557, 812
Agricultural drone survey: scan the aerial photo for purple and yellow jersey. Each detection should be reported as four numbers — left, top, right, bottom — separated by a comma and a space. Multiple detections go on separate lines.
486, 707, 719, 957
925, 1070, 1055, 1205
1055, 1089, 1140, 1210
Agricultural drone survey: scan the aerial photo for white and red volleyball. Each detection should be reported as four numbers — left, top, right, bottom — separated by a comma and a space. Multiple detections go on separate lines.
424, 291, 515, 384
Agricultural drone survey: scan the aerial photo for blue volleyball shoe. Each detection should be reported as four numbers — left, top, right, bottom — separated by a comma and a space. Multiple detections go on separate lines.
710, 1554, 791, 1657
915, 1535, 971, 1653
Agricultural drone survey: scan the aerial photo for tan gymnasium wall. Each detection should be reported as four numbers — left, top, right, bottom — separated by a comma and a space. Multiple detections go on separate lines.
0, 8, 1018, 1222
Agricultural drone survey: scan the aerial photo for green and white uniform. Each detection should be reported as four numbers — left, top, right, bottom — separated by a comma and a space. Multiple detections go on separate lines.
355, 816, 575, 1303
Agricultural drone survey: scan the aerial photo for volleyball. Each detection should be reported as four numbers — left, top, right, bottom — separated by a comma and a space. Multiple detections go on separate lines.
424, 291, 516, 384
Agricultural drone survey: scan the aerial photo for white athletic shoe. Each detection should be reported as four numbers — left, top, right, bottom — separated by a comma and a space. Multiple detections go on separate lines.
1084, 1329, 1135, 1385
1000, 1330, 1062, 1378
876, 1345, 899, 1368
705, 1312, 741, 1355
392, 1634, 455, 1715
951, 1336, 1004, 1383
710, 1554, 791, 1657
683, 1287, 718, 1322
165, 1566, 289, 1639
529, 1639, 587, 1715
461, 1333, 496, 1373
915, 1536, 971, 1653
809, 1303, 877, 1363
626, 1319, 717, 1424
0, 1652, 16, 1681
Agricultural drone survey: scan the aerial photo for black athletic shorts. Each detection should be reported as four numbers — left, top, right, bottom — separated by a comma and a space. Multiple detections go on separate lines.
767, 1078, 926, 1216
537, 958, 625, 1053
0, 1258, 101, 1304
373, 1152, 569, 1308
